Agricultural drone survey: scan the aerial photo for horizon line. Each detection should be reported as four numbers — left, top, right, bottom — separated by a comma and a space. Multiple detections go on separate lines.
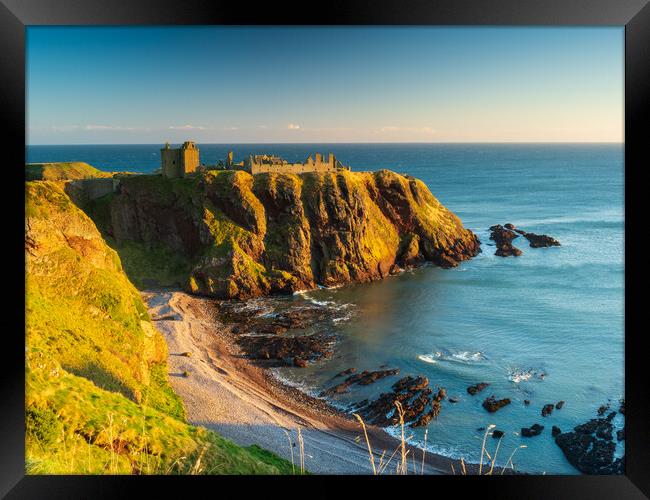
28, 140, 625, 147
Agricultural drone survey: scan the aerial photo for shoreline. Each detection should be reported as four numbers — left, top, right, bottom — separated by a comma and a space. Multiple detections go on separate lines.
143, 288, 488, 475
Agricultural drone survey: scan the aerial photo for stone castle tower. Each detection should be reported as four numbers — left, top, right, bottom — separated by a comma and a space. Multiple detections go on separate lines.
161, 141, 200, 178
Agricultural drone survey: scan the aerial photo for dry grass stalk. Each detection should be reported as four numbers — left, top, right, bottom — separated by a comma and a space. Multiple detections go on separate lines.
353, 413, 377, 475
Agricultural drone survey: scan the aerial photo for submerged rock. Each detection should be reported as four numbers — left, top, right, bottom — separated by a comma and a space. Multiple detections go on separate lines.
482, 395, 511, 413
521, 424, 544, 437
552, 426, 562, 437
542, 404, 555, 417
492, 430, 505, 439
467, 382, 490, 395
555, 400, 565, 410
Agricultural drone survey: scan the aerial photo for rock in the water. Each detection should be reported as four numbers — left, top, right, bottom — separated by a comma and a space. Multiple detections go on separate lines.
555, 400, 565, 410
467, 382, 490, 395
492, 430, 505, 439
335, 367, 356, 377
617, 428, 625, 441
542, 404, 555, 417
524, 399, 531, 406
489, 225, 522, 257
356, 374, 438, 427
552, 426, 562, 437
482, 395, 511, 413
521, 232, 561, 248
555, 417, 623, 474
320, 368, 400, 397
521, 424, 544, 437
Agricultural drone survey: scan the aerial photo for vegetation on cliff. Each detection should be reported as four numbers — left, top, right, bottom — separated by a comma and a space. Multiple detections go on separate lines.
93, 169, 480, 299
25, 180, 293, 474
26, 162, 114, 181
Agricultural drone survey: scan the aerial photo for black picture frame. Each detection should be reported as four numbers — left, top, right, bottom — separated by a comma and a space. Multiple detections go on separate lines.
2, 0, 648, 497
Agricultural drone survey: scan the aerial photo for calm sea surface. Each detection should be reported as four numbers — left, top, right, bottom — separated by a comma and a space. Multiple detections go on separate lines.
28, 143, 624, 474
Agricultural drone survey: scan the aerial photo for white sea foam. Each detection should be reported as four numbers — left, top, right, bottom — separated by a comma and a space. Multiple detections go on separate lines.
418, 350, 485, 364
508, 368, 547, 383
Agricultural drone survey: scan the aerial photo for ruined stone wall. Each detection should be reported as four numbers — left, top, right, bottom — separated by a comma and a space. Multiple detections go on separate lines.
250, 162, 337, 175
76, 178, 120, 200
161, 149, 183, 178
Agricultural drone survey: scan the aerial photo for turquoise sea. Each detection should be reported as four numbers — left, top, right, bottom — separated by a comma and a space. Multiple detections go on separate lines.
27, 143, 625, 474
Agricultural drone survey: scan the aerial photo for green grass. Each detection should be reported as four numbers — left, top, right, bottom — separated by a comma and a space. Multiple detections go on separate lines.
26, 162, 113, 181
106, 238, 193, 289
25, 180, 295, 475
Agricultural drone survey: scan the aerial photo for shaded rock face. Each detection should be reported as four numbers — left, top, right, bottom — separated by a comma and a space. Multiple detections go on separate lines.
99, 170, 480, 299
555, 417, 624, 474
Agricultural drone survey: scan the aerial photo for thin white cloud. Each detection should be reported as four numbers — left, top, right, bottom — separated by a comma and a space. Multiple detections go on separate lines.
287, 123, 301, 130
169, 124, 207, 130
85, 124, 136, 131
379, 126, 436, 135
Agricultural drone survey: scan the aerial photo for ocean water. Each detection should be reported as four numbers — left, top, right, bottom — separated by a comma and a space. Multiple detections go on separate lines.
27, 143, 624, 474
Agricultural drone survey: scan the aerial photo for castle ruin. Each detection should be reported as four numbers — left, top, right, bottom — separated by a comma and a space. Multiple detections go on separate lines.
235, 152, 348, 175
161, 141, 200, 178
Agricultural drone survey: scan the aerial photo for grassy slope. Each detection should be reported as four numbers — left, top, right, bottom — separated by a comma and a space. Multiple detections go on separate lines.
26, 162, 114, 181
25, 180, 293, 474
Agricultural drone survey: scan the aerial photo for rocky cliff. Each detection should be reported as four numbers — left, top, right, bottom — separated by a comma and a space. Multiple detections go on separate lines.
25, 180, 293, 474
91, 169, 480, 299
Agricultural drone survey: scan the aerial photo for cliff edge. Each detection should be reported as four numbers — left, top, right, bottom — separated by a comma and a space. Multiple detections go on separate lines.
89, 169, 480, 299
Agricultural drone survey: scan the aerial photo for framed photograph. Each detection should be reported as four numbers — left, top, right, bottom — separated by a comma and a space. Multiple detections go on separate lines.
3, 0, 648, 497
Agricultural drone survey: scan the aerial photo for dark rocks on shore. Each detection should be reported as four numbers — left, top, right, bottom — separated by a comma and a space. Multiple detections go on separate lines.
521, 424, 544, 437
555, 401, 565, 410
293, 357, 308, 368
552, 426, 562, 437
238, 332, 335, 367
542, 404, 555, 417
320, 368, 400, 397
482, 395, 511, 413
467, 382, 490, 395
492, 430, 505, 439
489, 225, 522, 257
555, 416, 623, 474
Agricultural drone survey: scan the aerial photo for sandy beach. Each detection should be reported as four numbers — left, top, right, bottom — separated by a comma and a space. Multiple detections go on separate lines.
142, 289, 463, 475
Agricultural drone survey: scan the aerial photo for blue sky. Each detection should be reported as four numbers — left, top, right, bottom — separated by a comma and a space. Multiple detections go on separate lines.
26, 27, 623, 144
